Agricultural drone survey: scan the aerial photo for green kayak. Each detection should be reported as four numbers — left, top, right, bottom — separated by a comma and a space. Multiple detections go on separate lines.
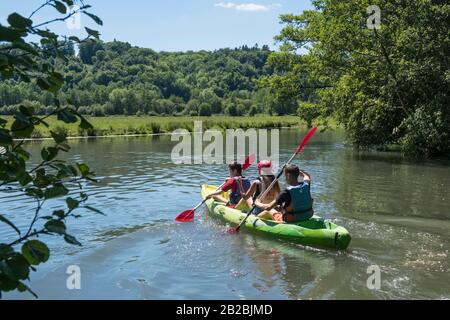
201, 184, 351, 250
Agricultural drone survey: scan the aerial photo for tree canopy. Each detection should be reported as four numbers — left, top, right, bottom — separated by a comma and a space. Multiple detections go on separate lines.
260, 0, 449, 157
0, 42, 290, 116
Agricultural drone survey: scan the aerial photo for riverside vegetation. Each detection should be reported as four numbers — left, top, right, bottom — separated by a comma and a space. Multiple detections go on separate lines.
2, 115, 306, 138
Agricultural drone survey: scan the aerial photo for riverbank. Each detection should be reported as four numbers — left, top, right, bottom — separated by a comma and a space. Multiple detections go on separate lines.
6, 115, 315, 138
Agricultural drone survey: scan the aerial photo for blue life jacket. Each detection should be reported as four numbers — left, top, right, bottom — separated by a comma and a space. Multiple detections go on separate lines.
229, 176, 251, 205
286, 182, 313, 219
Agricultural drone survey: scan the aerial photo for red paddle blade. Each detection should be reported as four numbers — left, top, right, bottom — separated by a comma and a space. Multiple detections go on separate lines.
242, 153, 256, 171
295, 127, 317, 155
175, 209, 195, 222
228, 226, 239, 234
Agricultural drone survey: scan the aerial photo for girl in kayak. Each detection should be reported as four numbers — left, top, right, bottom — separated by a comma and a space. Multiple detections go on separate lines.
255, 164, 314, 223
205, 161, 251, 207
237, 160, 281, 215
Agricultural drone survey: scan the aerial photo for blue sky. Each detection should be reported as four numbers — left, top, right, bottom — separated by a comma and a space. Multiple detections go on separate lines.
1, 0, 313, 51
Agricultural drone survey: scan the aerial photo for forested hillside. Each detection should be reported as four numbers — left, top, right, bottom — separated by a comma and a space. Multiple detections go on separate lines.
0, 41, 296, 116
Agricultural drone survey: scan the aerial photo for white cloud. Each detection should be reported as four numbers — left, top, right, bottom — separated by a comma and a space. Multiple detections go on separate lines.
214, 2, 281, 12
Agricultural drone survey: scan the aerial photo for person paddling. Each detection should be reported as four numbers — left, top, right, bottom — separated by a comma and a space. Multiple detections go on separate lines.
255, 164, 314, 223
237, 160, 280, 215
206, 162, 251, 207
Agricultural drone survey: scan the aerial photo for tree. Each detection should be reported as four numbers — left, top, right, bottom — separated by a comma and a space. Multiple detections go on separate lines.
268, 0, 449, 157
79, 40, 103, 64
1, 41, 277, 117
0, 0, 102, 297
199, 103, 212, 116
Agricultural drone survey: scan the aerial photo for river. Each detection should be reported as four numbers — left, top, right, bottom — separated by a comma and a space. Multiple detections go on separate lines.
1, 128, 449, 299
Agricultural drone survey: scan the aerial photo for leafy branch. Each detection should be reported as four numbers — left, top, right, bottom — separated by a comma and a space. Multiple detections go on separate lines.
0, 0, 103, 298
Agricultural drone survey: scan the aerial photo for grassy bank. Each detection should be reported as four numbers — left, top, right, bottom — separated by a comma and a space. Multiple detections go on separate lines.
5, 115, 308, 138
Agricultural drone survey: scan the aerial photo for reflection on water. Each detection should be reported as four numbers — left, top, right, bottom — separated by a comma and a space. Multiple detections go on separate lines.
1, 129, 449, 299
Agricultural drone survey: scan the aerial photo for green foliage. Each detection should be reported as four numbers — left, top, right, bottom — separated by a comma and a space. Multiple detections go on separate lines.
0, 1, 101, 298
266, 0, 449, 157
297, 102, 321, 128
1, 42, 275, 116
199, 103, 212, 116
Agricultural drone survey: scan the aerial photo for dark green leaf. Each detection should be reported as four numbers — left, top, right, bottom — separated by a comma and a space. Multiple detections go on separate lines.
63, 234, 82, 246
7, 13, 32, 29
61, 0, 74, 6
52, 1, 67, 14
57, 109, 77, 123
25, 187, 43, 198
49, 71, 64, 84
35, 29, 58, 39
0, 244, 14, 258
83, 12, 103, 25
53, 98, 60, 108
77, 163, 89, 175
17, 282, 27, 292
79, 116, 93, 130
46, 72, 64, 92
84, 205, 105, 215
0, 273, 19, 291
44, 220, 66, 234
85, 176, 99, 183
19, 105, 35, 116
50, 130, 67, 144
0, 25, 27, 41
85, 27, 100, 39
11, 41, 38, 55
15, 146, 30, 161
44, 184, 69, 199
0, 214, 21, 235
21, 240, 50, 265
41, 147, 58, 161
0, 272, 19, 292
52, 210, 65, 219
57, 142, 70, 152
0, 129, 13, 145
66, 197, 79, 210
68, 36, 81, 43
1, 253, 30, 281
17, 282, 38, 298
11, 118, 33, 138
17, 169, 32, 186
68, 165, 78, 176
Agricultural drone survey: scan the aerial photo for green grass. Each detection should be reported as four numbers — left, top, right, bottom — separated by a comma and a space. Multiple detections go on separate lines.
4, 115, 308, 138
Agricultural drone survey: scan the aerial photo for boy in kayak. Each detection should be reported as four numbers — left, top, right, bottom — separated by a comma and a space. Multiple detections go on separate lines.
236, 160, 280, 214
205, 162, 251, 207
255, 164, 314, 223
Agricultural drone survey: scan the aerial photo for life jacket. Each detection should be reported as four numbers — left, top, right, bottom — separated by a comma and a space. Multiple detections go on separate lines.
284, 182, 313, 221
229, 176, 251, 205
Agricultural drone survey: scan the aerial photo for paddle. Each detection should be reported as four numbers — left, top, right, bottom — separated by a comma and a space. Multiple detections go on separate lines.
229, 127, 317, 233
175, 154, 256, 222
